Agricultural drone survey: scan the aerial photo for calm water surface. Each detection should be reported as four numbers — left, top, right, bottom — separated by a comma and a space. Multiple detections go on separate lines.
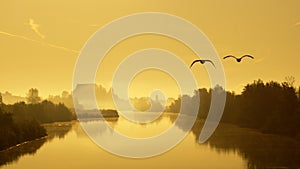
0, 112, 299, 169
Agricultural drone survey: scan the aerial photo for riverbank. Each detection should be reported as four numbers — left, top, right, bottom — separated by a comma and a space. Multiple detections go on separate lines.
0, 108, 119, 151
0, 119, 47, 151
0, 136, 47, 152
0, 100, 76, 151
192, 120, 300, 168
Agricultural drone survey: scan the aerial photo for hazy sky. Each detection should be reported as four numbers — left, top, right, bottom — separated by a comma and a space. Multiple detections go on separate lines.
0, 0, 300, 98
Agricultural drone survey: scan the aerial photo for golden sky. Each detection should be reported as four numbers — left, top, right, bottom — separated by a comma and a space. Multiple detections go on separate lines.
0, 0, 300, 98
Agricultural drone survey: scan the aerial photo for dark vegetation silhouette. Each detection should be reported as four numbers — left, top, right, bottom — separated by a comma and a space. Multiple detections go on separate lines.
76, 109, 119, 119
0, 122, 73, 166
3, 101, 75, 124
188, 120, 300, 169
167, 79, 300, 140
0, 107, 46, 151
0, 88, 75, 150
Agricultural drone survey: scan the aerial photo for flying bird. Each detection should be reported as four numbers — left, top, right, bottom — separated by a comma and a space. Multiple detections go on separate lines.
223, 55, 254, 62
190, 59, 216, 68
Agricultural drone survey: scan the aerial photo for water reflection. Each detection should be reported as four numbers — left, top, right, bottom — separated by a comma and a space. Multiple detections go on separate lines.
190, 120, 300, 169
43, 122, 74, 140
0, 138, 46, 166
1, 114, 299, 169
78, 113, 189, 158
0, 122, 73, 166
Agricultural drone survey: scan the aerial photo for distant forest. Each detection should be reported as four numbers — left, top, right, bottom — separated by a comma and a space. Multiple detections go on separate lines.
1, 85, 174, 111
168, 79, 300, 140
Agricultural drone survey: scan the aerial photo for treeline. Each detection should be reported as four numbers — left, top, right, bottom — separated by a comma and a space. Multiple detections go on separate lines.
0, 100, 75, 150
168, 79, 300, 139
3, 101, 75, 123
0, 108, 46, 151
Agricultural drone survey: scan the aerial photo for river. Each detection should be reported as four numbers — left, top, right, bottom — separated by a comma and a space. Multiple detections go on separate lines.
0, 112, 299, 169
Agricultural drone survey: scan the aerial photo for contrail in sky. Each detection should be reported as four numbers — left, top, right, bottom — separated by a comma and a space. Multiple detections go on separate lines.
0, 30, 79, 54
0, 30, 39, 43
28, 18, 45, 39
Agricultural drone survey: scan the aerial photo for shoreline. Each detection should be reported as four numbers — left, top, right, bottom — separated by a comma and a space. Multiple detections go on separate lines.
0, 136, 47, 153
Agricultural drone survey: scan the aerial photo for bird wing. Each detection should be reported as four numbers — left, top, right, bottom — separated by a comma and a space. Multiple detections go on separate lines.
241, 55, 254, 59
190, 60, 201, 68
223, 55, 237, 59
203, 60, 216, 68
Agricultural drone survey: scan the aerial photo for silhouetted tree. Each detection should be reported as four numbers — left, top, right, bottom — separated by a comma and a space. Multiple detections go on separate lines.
167, 79, 300, 139
0, 92, 2, 105
284, 76, 296, 87
196, 88, 211, 118
26, 88, 41, 104
0, 104, 46, 150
